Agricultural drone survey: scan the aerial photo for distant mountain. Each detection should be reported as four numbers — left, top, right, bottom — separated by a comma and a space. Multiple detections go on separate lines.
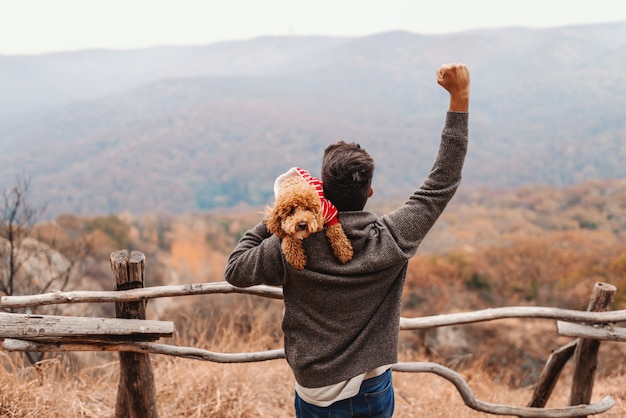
1, 22, 625, 218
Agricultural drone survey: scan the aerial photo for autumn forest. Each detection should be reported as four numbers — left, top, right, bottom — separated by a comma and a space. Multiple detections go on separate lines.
2, 175, 626, 416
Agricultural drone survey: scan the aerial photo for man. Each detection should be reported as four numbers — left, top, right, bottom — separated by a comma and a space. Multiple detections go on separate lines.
225, 63, 470, 417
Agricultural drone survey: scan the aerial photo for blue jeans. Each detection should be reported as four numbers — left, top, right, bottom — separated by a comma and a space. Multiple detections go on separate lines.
295, 369, 394, 418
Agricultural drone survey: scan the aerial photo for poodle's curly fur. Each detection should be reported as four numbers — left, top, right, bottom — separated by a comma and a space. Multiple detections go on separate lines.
265, 175, 353, 270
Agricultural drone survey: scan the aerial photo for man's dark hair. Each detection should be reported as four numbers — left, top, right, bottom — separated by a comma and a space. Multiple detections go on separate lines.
321, 141, 375, 211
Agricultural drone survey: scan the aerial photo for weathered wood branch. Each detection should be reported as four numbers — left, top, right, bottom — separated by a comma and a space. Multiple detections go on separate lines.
393, 362, 614, 417
0, 282, 284, 308
558, 322, 626, 341
569, 282, 615, 416
0, 312, 173, 340
111, 250, 157, 418
2, 339, 286, 363
5, 285, 626, 330
399, 306, 626, 329
528, 340, 578, 408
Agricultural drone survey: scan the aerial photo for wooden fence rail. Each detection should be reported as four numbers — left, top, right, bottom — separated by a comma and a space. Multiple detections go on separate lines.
6, 287, 626, 327
0, 250, 621, 417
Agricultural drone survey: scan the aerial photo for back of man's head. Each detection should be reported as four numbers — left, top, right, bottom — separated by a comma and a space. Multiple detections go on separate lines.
321, 141, 375, 211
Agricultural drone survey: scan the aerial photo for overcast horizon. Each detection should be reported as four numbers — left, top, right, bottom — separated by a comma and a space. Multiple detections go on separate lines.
2, 0, 626, 55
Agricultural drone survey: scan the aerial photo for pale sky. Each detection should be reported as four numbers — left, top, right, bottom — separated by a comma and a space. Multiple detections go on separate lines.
1, 0, 626, 55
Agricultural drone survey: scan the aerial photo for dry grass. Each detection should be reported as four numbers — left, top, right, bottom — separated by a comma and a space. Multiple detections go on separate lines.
0, 352, 117, 417
153, 358, 294, 417
3, 353, 625, 417
2, 296, 626, 417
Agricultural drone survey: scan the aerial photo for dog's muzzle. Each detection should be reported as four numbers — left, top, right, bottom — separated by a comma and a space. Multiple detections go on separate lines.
294, 222, 310, 240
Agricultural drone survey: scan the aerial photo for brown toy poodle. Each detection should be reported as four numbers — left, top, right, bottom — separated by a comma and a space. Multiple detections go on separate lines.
265, 167, 353, 270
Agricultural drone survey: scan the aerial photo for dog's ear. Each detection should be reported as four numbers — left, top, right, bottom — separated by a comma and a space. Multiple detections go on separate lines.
264, 204, 286, 238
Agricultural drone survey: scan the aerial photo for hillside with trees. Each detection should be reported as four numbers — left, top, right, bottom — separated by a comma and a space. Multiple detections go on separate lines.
1, 22, 625, 218
4, 177, 625, 310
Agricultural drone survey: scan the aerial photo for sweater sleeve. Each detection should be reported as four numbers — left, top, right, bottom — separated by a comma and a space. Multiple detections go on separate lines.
224, 220, 287, 287
381, 111, 468, 255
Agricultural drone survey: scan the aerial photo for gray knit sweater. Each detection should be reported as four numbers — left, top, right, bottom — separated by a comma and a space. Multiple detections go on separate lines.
225, 111, 468, 388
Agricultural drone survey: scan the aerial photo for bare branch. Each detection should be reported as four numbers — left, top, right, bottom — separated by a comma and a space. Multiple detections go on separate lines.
399, 306, 626, 329
3, 339, 285, 363
1, 282, 284, 308
1, 174, 92, 327
393, 362, 614, 417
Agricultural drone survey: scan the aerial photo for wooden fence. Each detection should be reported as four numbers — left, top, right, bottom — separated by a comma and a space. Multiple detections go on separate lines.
1, 250, 625, 417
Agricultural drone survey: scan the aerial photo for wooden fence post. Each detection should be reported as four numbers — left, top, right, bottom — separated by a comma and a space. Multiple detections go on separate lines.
111, 250, 158, 418
527, 340, 578, 408
568, 282, 615, 417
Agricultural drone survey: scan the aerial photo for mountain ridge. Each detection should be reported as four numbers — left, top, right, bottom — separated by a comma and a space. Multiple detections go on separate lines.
1, 22, 625, 218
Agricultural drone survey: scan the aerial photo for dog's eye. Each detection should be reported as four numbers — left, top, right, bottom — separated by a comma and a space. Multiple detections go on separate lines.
289, 207, 296, 215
